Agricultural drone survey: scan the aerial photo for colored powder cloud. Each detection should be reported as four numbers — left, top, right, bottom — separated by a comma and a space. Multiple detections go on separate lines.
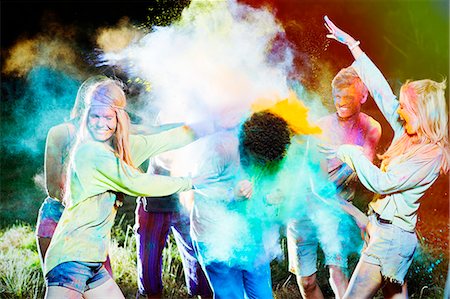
2, 20, 87, 78
101, 0, 294, 127
95, 17, 144, 54
100, 0, 361, 267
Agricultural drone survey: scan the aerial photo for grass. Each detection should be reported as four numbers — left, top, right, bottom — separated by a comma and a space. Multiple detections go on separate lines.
0, 221, 447, 299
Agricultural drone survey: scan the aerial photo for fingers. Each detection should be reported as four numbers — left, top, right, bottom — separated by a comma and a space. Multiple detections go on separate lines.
237, 180, 253, 199
324, 22, 333, 34
324, 15, 335, 28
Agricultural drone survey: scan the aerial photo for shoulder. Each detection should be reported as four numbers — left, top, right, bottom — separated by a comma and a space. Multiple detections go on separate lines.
360, 113, 381, 134
47, 123, 73, 141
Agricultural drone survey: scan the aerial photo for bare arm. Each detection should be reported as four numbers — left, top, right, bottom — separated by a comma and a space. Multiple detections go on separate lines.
44, 124, 73, 200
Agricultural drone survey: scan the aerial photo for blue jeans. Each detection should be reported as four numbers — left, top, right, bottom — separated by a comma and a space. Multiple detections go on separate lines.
193, 241, 273, 299
46, 261, 110, 293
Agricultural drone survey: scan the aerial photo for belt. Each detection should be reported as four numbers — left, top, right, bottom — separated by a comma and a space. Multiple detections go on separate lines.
374, 212, 392, 225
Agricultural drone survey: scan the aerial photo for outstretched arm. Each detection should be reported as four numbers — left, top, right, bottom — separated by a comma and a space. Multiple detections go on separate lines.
324, 16, 403, 135
337, 144, 439, 195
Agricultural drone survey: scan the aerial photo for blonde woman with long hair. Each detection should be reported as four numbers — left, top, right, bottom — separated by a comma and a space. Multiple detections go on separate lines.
324, 16, 449, 298
36, 76, 114, 276
44, 78, 199, 299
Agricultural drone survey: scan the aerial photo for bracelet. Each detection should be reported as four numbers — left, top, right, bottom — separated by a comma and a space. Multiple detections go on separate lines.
348, 40, 360, 51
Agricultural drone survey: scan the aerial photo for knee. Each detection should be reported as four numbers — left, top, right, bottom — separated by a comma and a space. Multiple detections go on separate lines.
329, 266, 348, 283
298, 274, 318, 293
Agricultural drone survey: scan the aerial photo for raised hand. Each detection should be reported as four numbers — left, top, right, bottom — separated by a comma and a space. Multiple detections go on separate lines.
324, 15, 357, 46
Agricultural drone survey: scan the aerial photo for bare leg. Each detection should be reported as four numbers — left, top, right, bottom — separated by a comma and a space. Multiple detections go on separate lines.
343, 260, 382, 299
84, 278, 124, 299
382, 280, 408, 299
296, 273, 324, 299
45, 286, 82, 299
329, 265, 348, 299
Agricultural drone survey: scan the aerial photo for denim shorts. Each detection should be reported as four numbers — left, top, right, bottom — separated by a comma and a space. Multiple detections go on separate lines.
36, 197, 64, 238
362, 214, 417, 285
46, 261, 110, 293
287, 217, 348, 277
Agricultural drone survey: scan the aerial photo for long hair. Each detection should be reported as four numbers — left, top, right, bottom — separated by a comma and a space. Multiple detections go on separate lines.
63, 78, 134, 206
82, 79, 135, 168
69, 76, 108, 124
379, 79, 449, 174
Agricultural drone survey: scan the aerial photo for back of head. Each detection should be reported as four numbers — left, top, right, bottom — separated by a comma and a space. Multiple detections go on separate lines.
332, 66, 368, 99
239, 111, 292, 171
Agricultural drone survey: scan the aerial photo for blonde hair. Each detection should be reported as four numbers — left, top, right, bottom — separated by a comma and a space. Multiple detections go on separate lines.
84, 79, 135, 168
380, 79, 449, 174
64, 78, 135, 206
332, 66, 368, 99
70, 76, 108, 122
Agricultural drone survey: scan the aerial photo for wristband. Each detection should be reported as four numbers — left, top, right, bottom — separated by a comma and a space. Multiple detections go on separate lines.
348, 40, 360, 51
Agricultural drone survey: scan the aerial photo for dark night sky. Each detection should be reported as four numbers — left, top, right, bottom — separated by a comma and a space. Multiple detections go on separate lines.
1, 1, 153, 49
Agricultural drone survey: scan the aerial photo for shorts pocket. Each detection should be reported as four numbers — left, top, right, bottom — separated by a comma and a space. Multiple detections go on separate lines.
397, 232, 417, 258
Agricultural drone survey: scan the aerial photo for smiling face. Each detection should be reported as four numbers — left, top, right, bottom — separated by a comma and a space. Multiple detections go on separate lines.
397, 97, 418, 135
87, 105, 117, 143
333, 85, 363, 119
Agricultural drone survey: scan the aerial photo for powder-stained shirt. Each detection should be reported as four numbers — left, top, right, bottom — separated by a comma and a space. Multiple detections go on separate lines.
187, 131, 241, 243
317, 113, 379, 202
337, 53, 443, 232
178, 130, 260, 266
44, 127, 194, 275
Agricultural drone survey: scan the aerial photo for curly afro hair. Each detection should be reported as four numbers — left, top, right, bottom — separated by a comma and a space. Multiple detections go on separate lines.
239, 111, 292, 169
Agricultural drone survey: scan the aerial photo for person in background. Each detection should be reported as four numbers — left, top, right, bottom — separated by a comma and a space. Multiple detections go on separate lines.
135, 133, 212, 298
287, 64, 381, 297
324, 16, 449, 298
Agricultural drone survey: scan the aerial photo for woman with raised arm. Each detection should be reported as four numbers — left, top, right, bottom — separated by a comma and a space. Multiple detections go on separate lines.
324, 16, 449, 298
44, 78, 199, 299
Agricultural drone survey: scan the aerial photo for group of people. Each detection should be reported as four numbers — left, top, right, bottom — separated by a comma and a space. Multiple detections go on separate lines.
34, 17, 448, 299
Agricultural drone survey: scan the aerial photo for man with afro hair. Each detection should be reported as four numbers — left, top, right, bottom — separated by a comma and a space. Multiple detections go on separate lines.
179, 109, 294, 299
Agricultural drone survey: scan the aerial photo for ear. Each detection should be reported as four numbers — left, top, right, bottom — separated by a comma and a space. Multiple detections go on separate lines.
360, 93, 368, 104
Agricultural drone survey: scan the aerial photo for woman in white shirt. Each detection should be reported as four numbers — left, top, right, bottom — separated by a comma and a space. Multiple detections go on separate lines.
324, 16, 449, 298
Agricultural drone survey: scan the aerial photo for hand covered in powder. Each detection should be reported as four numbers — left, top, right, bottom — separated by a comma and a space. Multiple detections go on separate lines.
234, 180, 253, 200
265, 188, 284, 205
324, 15, 357, 46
